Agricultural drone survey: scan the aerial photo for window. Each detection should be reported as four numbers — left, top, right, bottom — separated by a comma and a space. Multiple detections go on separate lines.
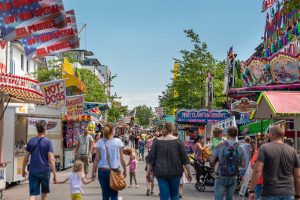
26, 60, 29, 73
21, 54, 24, 71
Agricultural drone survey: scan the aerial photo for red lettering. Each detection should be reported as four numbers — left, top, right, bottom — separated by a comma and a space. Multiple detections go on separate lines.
15, 27, 29, 38
0, 2, 13, 12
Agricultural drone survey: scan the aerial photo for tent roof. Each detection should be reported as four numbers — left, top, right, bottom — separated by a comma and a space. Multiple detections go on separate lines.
252, 92, 300, 119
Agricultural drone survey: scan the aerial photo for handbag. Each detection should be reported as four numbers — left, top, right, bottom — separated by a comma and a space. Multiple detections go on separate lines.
104, 140, 126, 191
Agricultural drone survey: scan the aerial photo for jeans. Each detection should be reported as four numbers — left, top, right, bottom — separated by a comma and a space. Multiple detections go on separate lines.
98, 169, 118, 200
255, 184, 262, 200
261, 196, 294, 200
29, 172, 50, 196
214, 177, 237, 200
157, 176, 181, 200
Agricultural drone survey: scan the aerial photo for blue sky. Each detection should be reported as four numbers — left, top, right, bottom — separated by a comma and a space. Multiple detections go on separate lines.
64, 0, 266, 109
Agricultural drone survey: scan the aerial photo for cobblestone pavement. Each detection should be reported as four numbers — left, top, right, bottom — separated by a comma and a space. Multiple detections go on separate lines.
3, 159, 215, 200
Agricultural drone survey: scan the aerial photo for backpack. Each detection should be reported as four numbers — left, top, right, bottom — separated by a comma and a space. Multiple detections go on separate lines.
219, 141, 240, 177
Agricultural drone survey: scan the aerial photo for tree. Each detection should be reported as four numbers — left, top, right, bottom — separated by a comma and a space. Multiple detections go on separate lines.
159, 29, 226, 112
134, 105, 154, 127
79, 68, 107, 103
108, 104, 129, 123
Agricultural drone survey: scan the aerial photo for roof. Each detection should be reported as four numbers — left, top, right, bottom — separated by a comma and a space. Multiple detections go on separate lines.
252, 92, 300, 118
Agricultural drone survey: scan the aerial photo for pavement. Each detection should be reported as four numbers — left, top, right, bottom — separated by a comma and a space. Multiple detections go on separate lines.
2, 157, 215, 200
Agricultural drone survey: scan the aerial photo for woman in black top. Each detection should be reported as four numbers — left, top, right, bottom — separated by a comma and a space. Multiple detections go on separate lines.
146, 123, 192, 200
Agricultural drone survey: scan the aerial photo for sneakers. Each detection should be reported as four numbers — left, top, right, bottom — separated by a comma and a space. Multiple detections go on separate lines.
150, 191, 154, 195
146, 190, 150, 196
135, 185, 139, 188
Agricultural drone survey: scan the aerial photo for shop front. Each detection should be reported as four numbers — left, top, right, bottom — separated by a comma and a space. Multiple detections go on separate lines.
0, 74, 44, 185
252, 91, 300, 153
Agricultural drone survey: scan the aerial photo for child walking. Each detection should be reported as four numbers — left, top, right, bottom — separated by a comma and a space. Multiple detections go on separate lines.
145, 165, 155, 196
127, 154, 138, 188
55, 160, 95, 200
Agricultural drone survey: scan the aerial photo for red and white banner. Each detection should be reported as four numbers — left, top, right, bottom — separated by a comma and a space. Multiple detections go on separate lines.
262, 0, 278, 12
0, 0, 67, 41
40, 79, 66, 109
65, 95, 84, 121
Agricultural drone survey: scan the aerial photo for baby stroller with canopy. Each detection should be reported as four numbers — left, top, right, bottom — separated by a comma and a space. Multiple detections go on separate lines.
190, 156, 215, 192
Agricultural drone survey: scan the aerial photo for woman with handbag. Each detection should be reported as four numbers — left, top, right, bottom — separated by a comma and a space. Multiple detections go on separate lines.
146, 123, 193, 200
92, 123, 127, 200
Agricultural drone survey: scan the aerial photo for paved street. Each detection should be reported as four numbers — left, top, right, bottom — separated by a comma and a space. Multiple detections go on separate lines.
3, 158, 214, 200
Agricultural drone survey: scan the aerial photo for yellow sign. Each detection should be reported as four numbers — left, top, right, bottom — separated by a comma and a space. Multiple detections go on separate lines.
63, 74, 86, 93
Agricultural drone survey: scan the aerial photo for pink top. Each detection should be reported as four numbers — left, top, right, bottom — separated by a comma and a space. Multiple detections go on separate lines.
146, 139, 153, 149
129, 160, 137, 172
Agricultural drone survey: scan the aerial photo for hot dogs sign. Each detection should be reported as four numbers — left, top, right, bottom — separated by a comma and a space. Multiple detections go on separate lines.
40, 79, 66, 109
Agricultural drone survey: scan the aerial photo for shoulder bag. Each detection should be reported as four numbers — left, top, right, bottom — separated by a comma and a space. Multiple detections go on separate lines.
104, 140, 126, 191
27, 137, 44, 171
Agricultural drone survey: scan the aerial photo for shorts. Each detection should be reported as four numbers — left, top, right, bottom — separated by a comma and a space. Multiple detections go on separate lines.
71, 193, 82, 200
29, 172, 50, 196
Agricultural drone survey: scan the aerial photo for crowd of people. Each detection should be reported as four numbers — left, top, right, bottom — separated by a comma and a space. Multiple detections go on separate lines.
21, 120, 299, 200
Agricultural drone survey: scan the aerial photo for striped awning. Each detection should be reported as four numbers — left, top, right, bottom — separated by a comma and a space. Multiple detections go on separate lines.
0, 73, 44, 104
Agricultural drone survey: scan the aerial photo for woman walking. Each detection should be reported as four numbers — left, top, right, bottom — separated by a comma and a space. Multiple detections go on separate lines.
146, 123, 192, 200
92, 123, 127, 200
194, 135, 206, 162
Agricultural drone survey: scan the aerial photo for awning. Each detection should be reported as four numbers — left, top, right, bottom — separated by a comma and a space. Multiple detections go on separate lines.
0, 73, 44, 104
252, 91, 300, 119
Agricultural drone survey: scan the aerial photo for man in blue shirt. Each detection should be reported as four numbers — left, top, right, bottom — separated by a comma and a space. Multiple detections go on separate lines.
22, 121, 57, 200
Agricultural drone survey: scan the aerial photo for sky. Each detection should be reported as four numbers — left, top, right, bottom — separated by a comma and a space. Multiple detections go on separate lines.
63, 0, 266, 109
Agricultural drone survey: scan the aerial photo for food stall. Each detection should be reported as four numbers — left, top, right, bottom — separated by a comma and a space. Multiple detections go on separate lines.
252, 91, 300, 153
0, 74, 45, 185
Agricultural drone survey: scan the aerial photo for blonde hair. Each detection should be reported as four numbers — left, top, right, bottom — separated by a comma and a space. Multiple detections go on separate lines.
73, 160, 84, 173
162, 122, 175, 136
103, 123, 114, 139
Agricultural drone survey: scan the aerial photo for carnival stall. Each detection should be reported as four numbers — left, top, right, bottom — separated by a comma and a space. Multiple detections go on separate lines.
0, 74, 45, 184
176, 109, 231, 152
252, 91, 300, 153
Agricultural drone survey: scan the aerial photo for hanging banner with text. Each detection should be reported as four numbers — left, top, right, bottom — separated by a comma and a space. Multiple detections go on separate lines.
40, 79, 66, 109
65, 95, 84, 121
21, 9, 79, 59
0, 0, 66, 41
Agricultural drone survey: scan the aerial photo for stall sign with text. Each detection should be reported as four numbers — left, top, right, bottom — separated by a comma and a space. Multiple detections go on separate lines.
66, 95, 84, 121
0, 0, 66, 41
40, 79, 66, 109
21, 10, 79, 60
177, 109, 231, 123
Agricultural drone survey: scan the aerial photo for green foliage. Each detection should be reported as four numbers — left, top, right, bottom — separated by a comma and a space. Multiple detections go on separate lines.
79, 68, 107, 103
134, 105, 154, 127
34, 66, 61, 82
108, 104, 129, 123
159, 29, 226, 112
282, 0, 300, 14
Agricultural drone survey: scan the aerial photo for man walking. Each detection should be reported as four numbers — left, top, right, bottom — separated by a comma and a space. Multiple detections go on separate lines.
22, 121, 57, 200
241, 136, 252, 175
249, 125, 300, 200
211, 126, 246, 200
75, 127, 94, 176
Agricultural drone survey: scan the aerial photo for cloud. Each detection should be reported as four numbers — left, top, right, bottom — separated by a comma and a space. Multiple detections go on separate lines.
118, 91, 160, 109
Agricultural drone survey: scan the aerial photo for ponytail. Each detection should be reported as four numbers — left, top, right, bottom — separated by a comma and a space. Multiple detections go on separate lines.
162, 122, 175, 136
103, 123, 114, 139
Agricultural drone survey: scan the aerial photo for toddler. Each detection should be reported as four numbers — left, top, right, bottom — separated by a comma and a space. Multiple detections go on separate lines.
55, 160, 94, 200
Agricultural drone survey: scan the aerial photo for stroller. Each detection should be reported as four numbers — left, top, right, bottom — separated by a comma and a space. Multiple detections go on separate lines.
190, 156, 215, 192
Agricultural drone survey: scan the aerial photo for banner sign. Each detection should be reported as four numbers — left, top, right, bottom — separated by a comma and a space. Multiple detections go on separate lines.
211, 116, 236, 137
0, 73, 41, 92
66, 95, 84, 121
176, 109, 231, 124
21, 10, 79, 59
239, 164, 253, 195
40, 79, 66, 109
0, 39, 7, 74
154, 107, 164, 117
232, 98, 257, 113
28, 118, 58, 130
0, 0, 66, 41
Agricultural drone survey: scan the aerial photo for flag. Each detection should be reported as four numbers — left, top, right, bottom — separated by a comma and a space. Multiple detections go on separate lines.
62, 57, 75, 75
262, 0, 278, 12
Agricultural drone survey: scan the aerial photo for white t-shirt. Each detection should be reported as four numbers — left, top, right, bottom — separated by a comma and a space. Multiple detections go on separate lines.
96, 138, 124, 169
69, 172, 84, 194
